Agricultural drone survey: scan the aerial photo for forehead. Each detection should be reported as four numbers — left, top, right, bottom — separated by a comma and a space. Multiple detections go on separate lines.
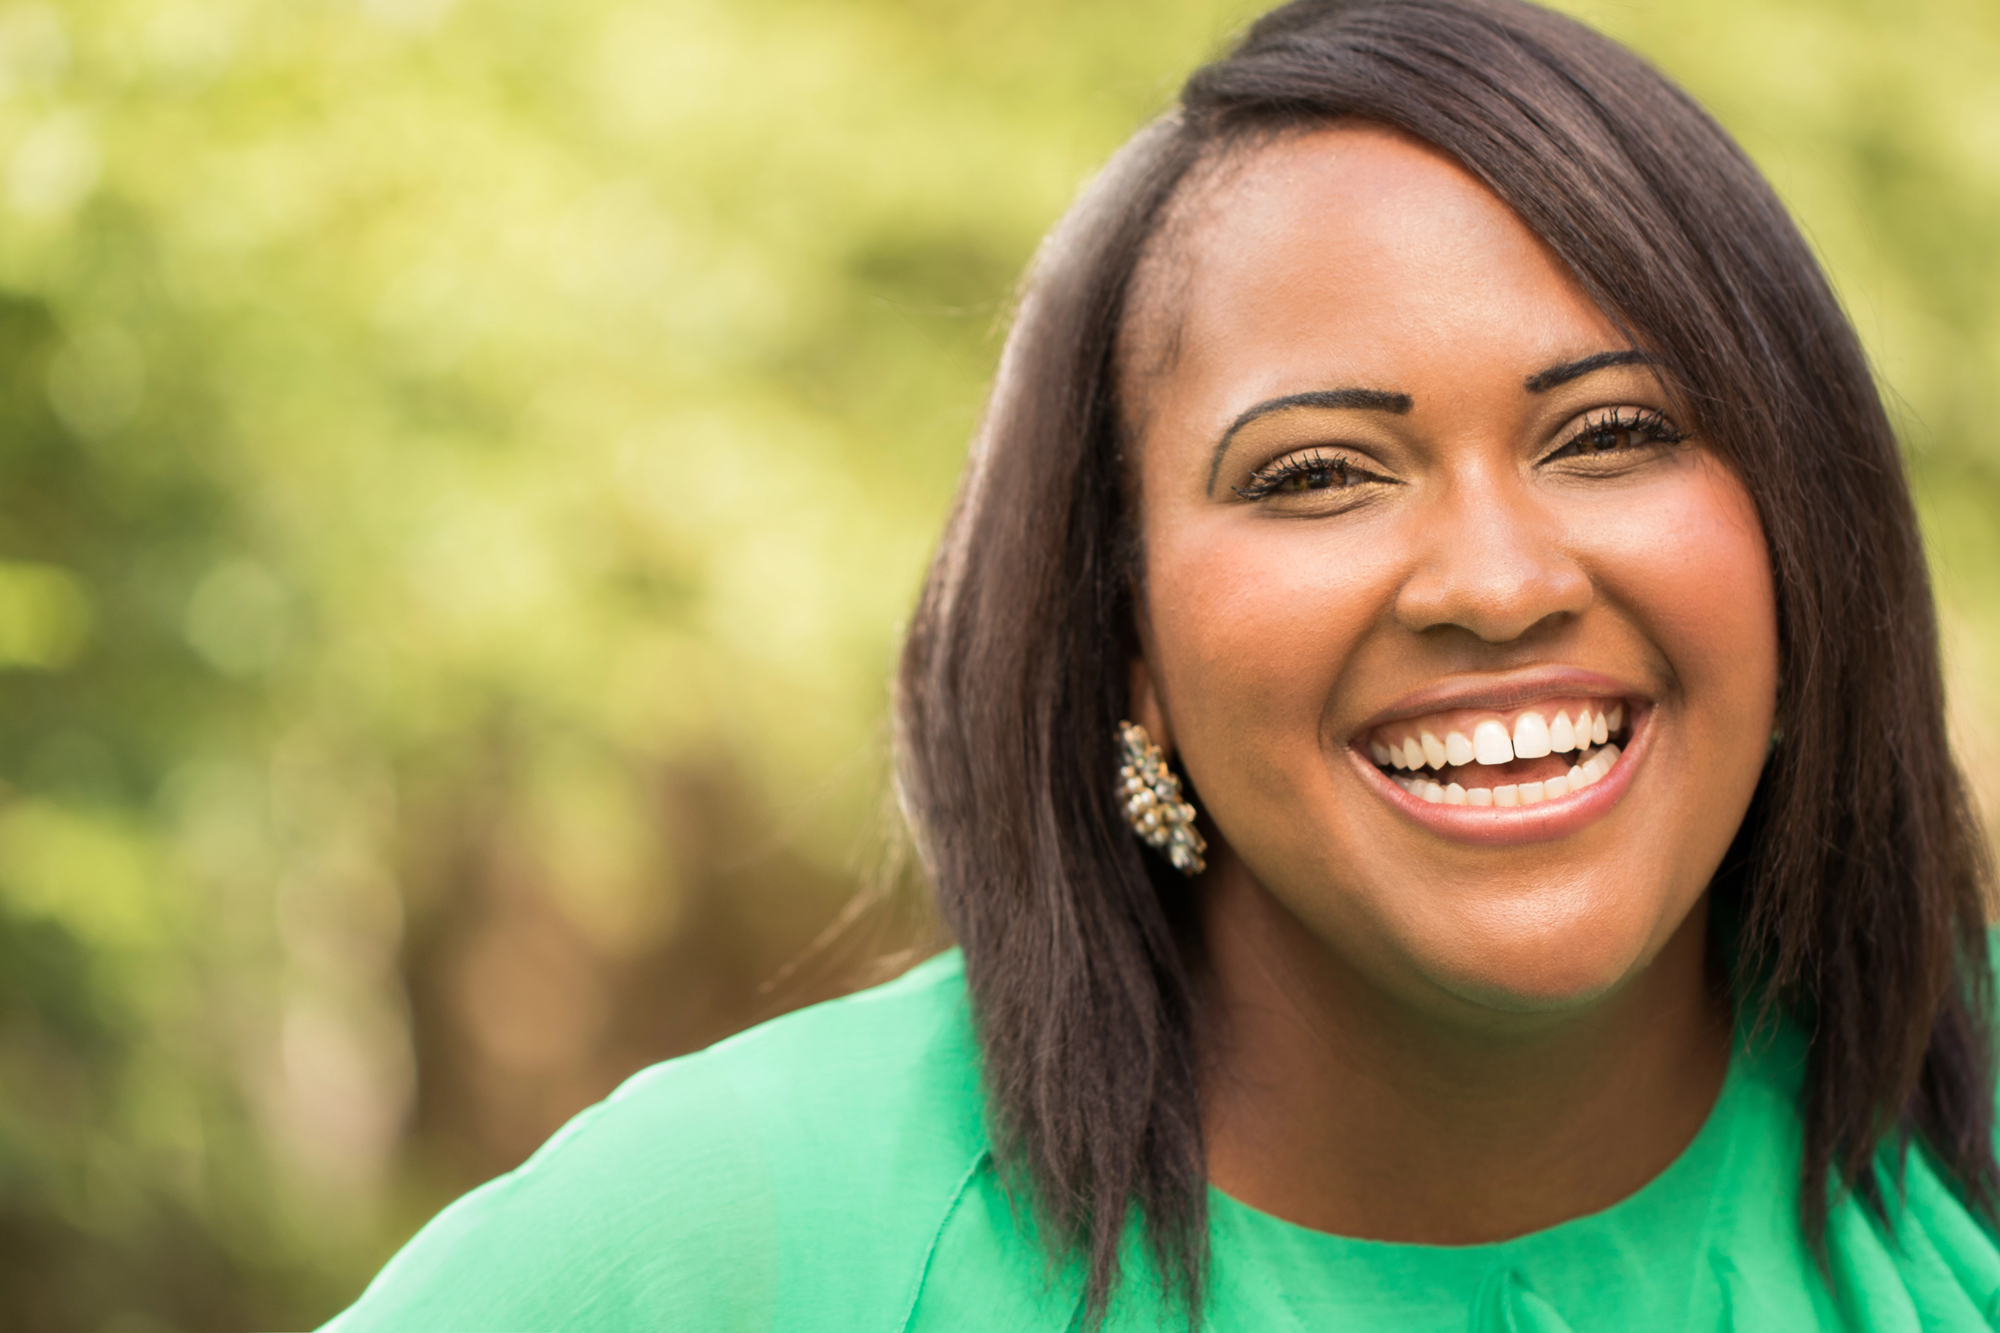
1125, 126, 1622, 426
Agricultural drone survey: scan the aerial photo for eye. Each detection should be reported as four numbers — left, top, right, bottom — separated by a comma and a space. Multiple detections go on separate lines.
1546, 406, 1688, 464
1235, 450, 1383, 501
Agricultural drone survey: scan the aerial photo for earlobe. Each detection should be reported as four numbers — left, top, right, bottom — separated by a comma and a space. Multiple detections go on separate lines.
1128, 656, 1173, 754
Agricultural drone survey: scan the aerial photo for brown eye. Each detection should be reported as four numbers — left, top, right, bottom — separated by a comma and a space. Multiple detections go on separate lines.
1281, 461, 1346, 491
1549, 407, 1688, 464
1236, 450, 1383, 501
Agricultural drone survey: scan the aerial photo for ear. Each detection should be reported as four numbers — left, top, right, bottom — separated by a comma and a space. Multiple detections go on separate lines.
1127, 654, 1173, 754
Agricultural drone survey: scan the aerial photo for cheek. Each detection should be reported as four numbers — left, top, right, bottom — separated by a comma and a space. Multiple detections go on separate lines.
1593, 458, 1778, 735
1144, 513, 1398, 744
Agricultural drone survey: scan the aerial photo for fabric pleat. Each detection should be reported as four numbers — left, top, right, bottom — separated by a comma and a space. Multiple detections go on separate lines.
1467, 1269, 1575, 1333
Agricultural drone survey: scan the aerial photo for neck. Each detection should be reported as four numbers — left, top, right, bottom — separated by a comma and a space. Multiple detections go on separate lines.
1196, 865, 1732, 1244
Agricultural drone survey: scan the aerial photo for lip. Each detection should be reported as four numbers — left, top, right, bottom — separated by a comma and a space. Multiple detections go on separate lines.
1346, 667, 1653, 846
1355, 665, 1643, 731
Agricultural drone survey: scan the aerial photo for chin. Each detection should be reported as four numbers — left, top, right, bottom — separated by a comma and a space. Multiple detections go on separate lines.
1397, 884, 1692, 1019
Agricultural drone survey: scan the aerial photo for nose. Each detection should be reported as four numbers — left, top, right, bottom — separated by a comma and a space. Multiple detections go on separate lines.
1393, 471, 1591, 643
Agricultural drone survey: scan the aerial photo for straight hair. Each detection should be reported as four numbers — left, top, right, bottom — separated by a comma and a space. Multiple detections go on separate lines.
894, 0, 1997, 1320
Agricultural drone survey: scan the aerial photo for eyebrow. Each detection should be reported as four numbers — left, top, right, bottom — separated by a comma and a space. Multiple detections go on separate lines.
1206, 388, 1412, 494
1524, 349, 1661, 393
1205, 350, 1664, 495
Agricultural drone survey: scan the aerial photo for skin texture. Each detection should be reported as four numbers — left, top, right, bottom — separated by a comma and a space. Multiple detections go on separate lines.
1123, 127, 1779, 1242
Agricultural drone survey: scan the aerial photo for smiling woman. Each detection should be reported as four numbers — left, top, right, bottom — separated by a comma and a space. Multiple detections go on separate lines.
323, 1, 1996, 1330
1119, 123, 1779, 1252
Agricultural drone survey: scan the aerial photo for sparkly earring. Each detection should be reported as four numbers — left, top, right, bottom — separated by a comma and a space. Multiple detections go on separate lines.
1116, 720, 1207, 876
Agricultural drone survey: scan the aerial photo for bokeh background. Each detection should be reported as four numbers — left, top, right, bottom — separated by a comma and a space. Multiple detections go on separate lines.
0, 0, 1994, 1327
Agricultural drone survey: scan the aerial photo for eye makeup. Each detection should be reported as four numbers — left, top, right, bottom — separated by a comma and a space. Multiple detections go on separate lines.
1234, 449, 1387, 500
1226, 401, 1689, 507
1542, 406, 1687, 465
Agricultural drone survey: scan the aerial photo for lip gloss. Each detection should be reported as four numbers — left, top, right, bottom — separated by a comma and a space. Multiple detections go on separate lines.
1353, 704, 1650, 846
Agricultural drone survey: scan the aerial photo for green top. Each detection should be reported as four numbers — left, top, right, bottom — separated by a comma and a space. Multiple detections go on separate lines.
323, 950, 2000, 1331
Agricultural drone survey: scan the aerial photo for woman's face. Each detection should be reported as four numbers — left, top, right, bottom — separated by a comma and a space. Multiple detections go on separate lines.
1126, 127, 1778, 1017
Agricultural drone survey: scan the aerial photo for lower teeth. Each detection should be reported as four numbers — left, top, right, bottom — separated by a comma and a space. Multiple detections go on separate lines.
1389, 742, 1623, 806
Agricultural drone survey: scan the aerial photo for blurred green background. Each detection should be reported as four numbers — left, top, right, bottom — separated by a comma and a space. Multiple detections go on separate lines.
0, 0, 1993, 1327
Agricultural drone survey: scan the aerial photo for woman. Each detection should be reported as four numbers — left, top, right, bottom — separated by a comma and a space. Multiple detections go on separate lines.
327, 0, 1998, 1328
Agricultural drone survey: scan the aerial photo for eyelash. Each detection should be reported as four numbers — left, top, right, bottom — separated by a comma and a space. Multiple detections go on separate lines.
1547, 406, 1688, 461
1232, 406, 1688, 503
1234, 449, 1375, 500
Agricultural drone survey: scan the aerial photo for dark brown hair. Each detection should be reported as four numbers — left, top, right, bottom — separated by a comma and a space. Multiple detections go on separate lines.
894, 0, 1997, 1320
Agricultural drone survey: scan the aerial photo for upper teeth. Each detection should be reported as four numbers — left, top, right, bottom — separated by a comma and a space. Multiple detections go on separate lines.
1366, 702, 1626, 773
1390, 743, 1623, 805
1472, 720, 1512, 766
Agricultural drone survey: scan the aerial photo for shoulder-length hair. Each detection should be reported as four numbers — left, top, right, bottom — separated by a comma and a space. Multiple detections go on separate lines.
894, 0, 1997, 1319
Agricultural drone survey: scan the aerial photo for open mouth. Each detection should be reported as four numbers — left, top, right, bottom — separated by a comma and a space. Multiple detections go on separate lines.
1360, 698, 1634, 807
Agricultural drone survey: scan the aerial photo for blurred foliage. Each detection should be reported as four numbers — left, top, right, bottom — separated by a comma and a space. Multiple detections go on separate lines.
0, 0, 1989, 1328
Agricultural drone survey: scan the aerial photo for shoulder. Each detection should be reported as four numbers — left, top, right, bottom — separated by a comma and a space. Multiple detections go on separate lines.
324, 950, 987, 1333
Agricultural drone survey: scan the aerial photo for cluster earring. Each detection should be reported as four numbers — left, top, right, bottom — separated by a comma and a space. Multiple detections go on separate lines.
1116, 720, 1207, 876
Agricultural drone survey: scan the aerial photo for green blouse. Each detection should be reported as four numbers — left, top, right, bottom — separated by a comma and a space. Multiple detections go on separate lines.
322, 950, 2000, 1331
